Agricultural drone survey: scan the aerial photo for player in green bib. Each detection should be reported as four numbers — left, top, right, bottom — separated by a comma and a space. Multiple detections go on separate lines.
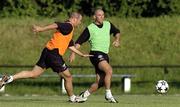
69, 9, 120, 103
88, 20, 111, 53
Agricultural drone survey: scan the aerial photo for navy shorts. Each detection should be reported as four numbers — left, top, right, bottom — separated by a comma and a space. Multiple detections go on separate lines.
89, 51, 109, 74
36, 48, 68, 73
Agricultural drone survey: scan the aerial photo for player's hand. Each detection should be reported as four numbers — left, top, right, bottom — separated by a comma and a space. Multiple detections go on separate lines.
112, 40, 120, 47
69, 52, 76, 63
32, 25, 42, 33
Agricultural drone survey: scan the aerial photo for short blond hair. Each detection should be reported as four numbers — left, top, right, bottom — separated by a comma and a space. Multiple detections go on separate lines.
69, 12, 82, 19
94, 8, 104, 15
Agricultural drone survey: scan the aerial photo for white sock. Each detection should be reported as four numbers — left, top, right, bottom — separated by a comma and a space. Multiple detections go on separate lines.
69, 95, 76, 101
105, 89, 113, 98
5, 76, 13, 84
84, 90, 90, 98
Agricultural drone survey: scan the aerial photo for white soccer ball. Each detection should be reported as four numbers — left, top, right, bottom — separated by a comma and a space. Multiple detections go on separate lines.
155, 80, 169, 94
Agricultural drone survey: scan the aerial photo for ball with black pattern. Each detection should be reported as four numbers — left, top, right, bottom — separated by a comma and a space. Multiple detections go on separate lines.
155, 80, 169, 94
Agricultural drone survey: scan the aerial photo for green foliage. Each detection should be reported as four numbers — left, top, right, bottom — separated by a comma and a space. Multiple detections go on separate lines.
0, 0, 180, 17
36, 0, 64, 17
0, 0, 38, 17
169, 0, 180, 15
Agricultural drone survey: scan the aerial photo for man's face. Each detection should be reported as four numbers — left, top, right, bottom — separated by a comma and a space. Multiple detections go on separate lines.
74, 15, 82, 27
94, 10, 104, 24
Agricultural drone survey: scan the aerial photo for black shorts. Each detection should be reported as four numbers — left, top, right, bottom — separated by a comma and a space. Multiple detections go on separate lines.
36, 48, 68, 73
89, 51, 109, 74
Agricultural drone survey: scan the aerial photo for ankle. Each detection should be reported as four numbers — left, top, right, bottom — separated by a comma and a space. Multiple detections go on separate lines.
6, 76, 13, 84
105, 89, 113, 97
84, 90, 90, 97
69, 95, 76, 101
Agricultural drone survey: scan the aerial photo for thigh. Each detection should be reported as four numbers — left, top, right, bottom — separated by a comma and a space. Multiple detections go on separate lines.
89, 51, 111, 74
59, 69, 71, 79
36, 48, 48, 69
89, 51, 109, 67
32, 65, 45, 76
98, 60, 112, 73
47, 50, 68, 73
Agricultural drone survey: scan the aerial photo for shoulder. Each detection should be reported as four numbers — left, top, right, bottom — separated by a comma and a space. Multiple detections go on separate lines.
103, 21, 111, 27
88, 22, 95, 27
103, 20, 110, 24
103, 20, 110, 23
87, 22, 95, 30
55, 22, 73, 29
55, 22, 73, 35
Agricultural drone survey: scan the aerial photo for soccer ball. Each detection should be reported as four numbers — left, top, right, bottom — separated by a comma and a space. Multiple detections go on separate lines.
155, 80, 169, 94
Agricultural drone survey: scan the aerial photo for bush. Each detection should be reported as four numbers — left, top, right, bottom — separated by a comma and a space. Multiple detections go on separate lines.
0, 0, 180, 17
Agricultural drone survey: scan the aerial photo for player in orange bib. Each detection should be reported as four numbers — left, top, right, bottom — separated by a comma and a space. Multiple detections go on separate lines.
0, 12, 92, 102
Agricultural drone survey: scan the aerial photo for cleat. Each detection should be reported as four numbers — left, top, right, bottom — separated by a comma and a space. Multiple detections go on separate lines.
0, 75, 9, 89
75, 96, 87, 103
75, 91, 88, 103
105, 96, 118, 103
68, 99, 76, 103
68, 95, 77, 103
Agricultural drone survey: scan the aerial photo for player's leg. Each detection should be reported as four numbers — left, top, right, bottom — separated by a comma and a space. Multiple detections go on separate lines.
82, 51, 104, 96
76, 71, 105, 103
59, 69, 76, 102
47, 48, 76, 102
76, 51, 105, 103
88, 73, 104, 93
0, 65, 45, 89
59, 69, 73, 96
98, 61, 118, 103
98, 61, 112, 90
13, 65, 45, 80
78, 74, 101, 97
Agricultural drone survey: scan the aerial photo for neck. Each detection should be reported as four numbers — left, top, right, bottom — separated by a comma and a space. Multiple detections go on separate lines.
95, 21, 103, 25
67, 19, 74, 27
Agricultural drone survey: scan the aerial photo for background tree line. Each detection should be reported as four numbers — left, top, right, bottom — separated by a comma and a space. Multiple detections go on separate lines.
0, 0, 180, 18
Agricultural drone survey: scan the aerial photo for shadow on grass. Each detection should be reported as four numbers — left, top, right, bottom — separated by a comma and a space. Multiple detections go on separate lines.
5, 79, 180, 95
11, 80, 180, 88
169, 81, 180, 89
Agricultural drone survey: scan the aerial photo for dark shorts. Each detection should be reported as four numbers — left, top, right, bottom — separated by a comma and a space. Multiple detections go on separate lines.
89, 51, 109, 74
36, 48, 68, 73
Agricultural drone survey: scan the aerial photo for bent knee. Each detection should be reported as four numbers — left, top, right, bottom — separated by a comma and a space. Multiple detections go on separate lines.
105, 69, 113, 75
64, 75, 73, 81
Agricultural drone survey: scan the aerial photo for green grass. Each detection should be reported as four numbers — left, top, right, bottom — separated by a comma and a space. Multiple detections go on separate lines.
1, 16, 180, 94
1, 16, 180, 65
0, 75, 180, 95
1, 67, 180, 95
0, 95, 180, 107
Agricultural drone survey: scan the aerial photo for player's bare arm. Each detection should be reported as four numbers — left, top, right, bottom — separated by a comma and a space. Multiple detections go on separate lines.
68, 46, 92, 57
32, 23, 58, 33
69, 44, 81, 63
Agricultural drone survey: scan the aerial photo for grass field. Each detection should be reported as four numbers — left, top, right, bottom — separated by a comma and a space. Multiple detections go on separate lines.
0, 16, 180, 95
0, 95, 180, 107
